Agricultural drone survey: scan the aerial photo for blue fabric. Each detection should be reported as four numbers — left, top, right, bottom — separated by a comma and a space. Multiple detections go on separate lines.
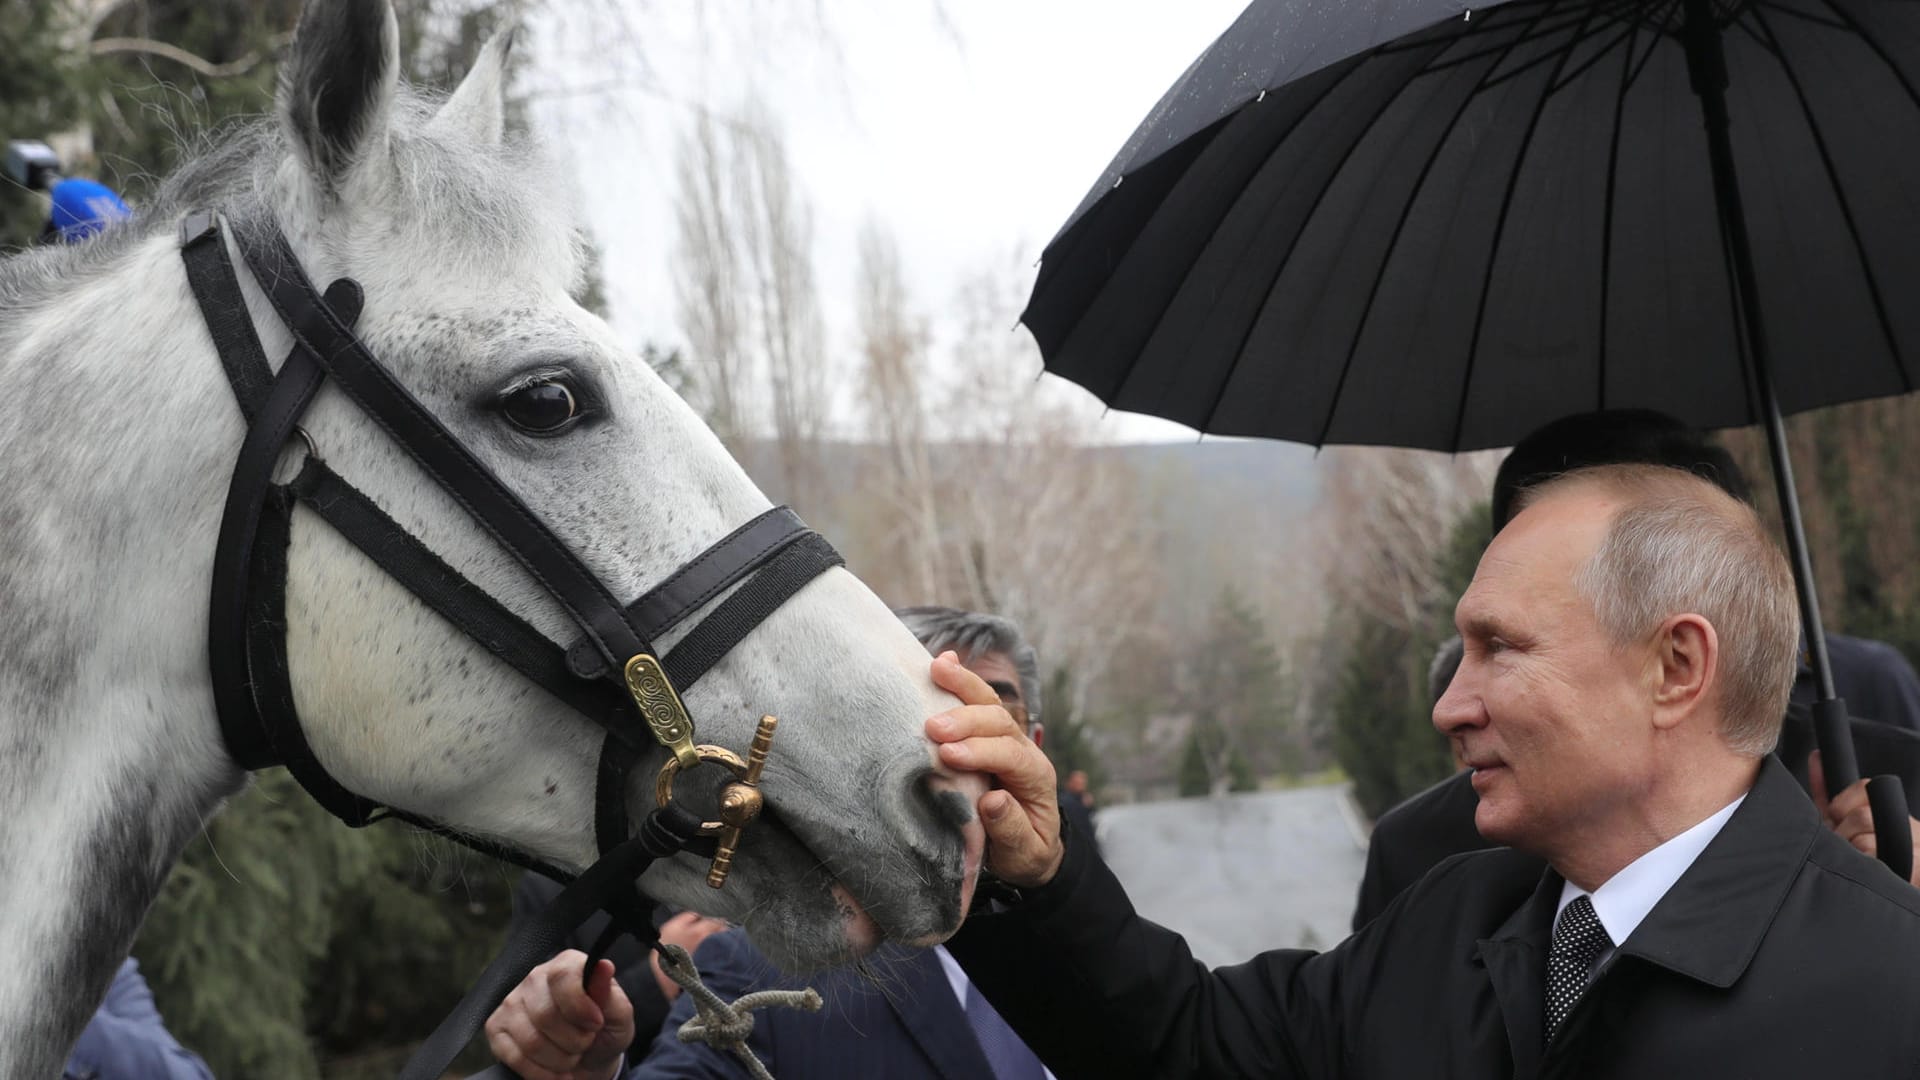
64, 959, 214, 1080
48, 177, 130, 243
629, 930, 997, 1080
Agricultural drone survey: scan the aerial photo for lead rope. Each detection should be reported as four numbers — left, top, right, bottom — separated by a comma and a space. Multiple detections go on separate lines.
656, 942, 823, 1080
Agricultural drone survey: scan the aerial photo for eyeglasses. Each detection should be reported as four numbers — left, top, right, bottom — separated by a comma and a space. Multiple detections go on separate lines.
1001, 699, 1035, 735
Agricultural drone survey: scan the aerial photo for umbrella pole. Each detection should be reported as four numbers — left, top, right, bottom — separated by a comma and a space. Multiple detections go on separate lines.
1680, 0, 1911, 881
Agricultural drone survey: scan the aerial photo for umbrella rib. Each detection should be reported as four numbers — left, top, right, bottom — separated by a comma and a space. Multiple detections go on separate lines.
1374, 0, 1560, 56
1597, 19, 1641, 412
1401, 1, 1594, 74
1726, 9, 1789, 61
1123, 54, 1374, 426
1483, 14, 1636, 94
1543, 19, 1643, 95
1755, 0, 1852, 34
1310, 0, 1575, 448
1448, 1, 1610, 451
1182, 45, 1451, 432
1746, 3, 1912, 394
1808, 0, 1920, 148
1622, 0, 1681, 92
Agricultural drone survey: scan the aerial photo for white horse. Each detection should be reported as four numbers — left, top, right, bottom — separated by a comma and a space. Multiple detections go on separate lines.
0, 1, 986, 1073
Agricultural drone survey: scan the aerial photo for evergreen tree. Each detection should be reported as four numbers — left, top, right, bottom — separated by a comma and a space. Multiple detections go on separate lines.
1330, 500, 1489, 820
1177, 726, 1212, 798
1037, 665, 1106, 794
1182, 587, 1295, 788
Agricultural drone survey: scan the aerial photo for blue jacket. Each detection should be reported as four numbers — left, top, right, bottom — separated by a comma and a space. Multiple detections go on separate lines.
64, 959, 214, 1080
630, 930, 999, 1080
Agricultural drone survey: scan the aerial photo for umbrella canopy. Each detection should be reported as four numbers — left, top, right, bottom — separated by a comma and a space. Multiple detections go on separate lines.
1029, 0, 1920, 451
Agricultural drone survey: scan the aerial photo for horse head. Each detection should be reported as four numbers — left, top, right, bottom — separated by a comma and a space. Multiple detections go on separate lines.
257, 0, 991, 970
0, 16, 987, 1057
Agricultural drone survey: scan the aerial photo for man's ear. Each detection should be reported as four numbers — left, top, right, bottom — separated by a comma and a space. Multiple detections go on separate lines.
1651, 613, 1718, 728
278, 0, 400, 197
1030, 723, 1045, 752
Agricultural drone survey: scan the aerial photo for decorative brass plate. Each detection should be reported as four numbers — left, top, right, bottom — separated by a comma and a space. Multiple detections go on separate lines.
624, 653, 699, 770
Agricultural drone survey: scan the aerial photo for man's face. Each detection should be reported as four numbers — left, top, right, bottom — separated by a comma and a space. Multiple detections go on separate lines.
1433, 489, 1657, 857
956, 648, 1037, 739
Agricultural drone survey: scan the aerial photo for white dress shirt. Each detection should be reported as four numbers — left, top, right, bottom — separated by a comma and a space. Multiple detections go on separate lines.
1554, 793, 1746, 971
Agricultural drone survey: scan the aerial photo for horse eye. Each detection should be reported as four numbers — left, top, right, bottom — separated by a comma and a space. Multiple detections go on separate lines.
500, 380, 580, 435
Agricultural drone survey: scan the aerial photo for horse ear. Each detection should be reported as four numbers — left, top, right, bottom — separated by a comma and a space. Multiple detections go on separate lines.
278, 0, 401, 194
426, 26, 517, 147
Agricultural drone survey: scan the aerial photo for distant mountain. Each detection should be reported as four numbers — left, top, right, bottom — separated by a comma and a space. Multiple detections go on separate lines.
1099, 437, 1322, 536
739, 436, 1323, 551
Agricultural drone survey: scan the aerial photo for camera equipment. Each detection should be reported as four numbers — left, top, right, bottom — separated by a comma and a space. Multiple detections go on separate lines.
5, 140, 63, 192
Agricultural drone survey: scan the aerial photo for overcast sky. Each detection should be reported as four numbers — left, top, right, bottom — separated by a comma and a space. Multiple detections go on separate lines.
523, 0, 1251, 442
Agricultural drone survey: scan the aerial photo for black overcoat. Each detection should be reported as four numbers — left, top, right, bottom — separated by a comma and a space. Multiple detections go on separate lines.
1352, 707, 1920, 928
948, 758, 1920, 1079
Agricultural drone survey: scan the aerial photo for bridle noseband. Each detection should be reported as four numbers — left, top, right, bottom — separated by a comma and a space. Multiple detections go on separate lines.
179, 210, 843, 1076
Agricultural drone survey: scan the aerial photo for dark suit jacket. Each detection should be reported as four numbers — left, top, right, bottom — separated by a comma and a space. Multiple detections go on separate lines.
1352, 706, 1920, 928
630, 930, 1000, 1080
950, 758, 1920, 1079
1798, 633, 1920, 731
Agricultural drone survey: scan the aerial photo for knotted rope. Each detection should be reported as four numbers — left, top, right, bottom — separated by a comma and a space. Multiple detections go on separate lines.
657, 942, 823, 1080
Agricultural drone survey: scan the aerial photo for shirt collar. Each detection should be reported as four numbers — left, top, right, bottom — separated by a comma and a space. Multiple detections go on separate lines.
934, 944, 971, 1004
1555, 793, 1746, 947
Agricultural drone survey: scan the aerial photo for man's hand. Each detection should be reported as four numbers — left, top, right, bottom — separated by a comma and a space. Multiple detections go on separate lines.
484, 950, 632, 1080
1809, 750, 1920, 887
649, 912, 729, 1002
926, 651, 1065, 889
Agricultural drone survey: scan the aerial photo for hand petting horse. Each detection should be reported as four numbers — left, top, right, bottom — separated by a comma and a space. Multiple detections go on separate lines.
0, 3, 985, 1075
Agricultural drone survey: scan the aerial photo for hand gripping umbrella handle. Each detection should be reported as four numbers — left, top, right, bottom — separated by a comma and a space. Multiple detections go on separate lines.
1868, 777, 1913, 885
1813, 699, 1912, 882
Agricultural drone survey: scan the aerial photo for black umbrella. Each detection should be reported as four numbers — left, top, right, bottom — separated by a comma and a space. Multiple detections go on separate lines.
1027, 0, 1914, 876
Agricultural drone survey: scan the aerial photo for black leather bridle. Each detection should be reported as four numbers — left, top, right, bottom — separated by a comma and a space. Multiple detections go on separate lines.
178, 210, 843, 1077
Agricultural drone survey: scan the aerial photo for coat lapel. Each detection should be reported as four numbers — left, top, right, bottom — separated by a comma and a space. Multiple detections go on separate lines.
880, 947, 997, 1080
1475, 869, 1561, 1080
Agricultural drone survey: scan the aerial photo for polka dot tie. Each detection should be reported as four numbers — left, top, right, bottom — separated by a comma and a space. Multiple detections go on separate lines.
1545, 895, 1611, 1044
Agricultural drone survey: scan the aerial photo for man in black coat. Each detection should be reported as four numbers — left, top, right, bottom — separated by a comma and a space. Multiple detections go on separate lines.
1351, 410, 1920, 928
928, 464, 1920, 1078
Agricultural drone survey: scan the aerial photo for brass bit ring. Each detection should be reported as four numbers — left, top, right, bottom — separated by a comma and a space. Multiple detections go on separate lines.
653, 715, 778, 888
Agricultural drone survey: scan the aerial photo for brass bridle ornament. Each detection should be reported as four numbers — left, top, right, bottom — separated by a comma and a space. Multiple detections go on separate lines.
626, 653, 778, 889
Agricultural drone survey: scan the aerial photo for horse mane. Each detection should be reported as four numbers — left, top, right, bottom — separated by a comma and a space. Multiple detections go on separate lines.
0, 88, 588, 359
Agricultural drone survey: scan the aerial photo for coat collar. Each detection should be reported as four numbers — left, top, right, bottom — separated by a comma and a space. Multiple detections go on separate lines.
1612, 755, 1819, 988
1474, 756, 1816, 1076
1477, 865, 1561, 1079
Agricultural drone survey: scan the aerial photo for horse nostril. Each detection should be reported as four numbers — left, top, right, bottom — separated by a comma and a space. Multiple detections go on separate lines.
878, 756, 977, 851
917, 768, 977, 833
